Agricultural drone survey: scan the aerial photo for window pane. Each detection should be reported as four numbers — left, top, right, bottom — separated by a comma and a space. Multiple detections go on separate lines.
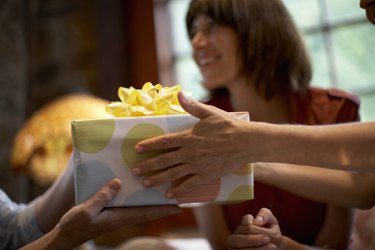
326, 0, 364, 21
304, 33, 333, 88
168, 0, 191, 56
359, 93, 375, 122
282, 0, 321, 29
332, 23, 375, 91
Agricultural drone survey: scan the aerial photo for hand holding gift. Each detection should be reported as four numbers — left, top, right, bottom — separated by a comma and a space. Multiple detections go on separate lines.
72, 83, 253, 207
133, 91, 255, 198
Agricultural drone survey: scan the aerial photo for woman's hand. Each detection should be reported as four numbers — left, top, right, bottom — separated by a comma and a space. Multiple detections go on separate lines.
227, 208, 282, 250
132, 92, 254, 198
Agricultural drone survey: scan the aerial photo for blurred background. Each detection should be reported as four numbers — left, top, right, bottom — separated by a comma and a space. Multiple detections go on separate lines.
0, 0, 374, 248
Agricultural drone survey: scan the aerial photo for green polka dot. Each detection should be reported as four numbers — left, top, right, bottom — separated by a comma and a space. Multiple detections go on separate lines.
233, 163, 253, 176
122, 123, 165, 171
228, 185, 253, 201
72, 119, 115, 154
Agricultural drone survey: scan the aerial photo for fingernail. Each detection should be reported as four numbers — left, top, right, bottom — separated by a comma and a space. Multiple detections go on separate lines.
132, 168, 141, 175
255, 215, 263, 222
109, 179, 121, 191
135, 145, 143, 153
166, 192, 174, 199
143, 179, 152, 187
179, 91, 192, 104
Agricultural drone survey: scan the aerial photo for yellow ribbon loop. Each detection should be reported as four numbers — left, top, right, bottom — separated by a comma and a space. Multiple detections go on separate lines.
106, 82, 188, 117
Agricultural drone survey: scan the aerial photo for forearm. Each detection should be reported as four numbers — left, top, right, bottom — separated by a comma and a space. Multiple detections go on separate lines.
35, 156, 75, 233
279, 236, 308, 250
193, 205, 230, 250
314, 205, 352, 250
19, 226, 73, 250
248, 122, 375, 173
279, 236, 337, 250
280, 239, 337, 250
255, 163, 375, 209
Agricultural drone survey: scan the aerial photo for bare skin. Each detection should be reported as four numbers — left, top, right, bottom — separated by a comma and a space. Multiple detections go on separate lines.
133, 92, 375, 198
20, 179, 181, 250
34, 157, 76, 233
254, 163, 375, 209
227, 209, 302, 250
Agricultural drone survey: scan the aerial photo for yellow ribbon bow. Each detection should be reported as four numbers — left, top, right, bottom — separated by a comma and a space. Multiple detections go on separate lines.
106, 82, 188, 117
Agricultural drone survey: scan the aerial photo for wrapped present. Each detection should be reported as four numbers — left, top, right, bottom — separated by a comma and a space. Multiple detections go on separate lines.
72, 83, 253, 207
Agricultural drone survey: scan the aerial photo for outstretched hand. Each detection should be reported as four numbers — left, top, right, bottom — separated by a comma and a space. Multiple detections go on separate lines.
21, 179, 181, 250
132, 91, 253, 198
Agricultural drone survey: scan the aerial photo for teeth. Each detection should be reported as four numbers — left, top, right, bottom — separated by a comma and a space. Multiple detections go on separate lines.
200, 58, 216, 66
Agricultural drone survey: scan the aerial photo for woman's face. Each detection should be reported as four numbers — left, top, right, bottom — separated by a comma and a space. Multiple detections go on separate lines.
360, 0, 375, 25
191, 15, 244, 90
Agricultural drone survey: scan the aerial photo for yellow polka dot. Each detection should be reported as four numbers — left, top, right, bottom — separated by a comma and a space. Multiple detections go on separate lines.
122, 123, 165, 170
72, 119, 115, 154
228, 185, 253, 201
233, 163, 253, 175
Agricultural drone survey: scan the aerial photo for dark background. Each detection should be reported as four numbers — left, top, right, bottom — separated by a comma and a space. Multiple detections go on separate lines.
0, 0, 195, 246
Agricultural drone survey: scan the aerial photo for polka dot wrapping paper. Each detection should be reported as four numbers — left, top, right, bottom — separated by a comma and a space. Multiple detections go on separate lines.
71, 113, 253, 207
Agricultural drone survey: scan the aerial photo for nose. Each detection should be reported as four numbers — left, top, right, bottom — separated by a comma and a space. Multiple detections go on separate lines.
191, 31, 209, 49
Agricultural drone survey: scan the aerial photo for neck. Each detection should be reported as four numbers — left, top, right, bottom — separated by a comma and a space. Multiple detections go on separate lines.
226, 80, 290, 124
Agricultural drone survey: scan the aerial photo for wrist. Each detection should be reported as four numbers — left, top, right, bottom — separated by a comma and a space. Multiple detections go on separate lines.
279, 236, 308, 250
42, 226, 75, 250
19, 226, 73, 250
243, 122, 276, 163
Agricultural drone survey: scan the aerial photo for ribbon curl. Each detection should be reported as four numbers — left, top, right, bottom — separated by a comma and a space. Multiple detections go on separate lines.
106, 82, 188, 117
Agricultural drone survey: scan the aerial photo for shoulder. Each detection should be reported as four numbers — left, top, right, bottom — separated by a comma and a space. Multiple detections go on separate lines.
309, 87, 360, 107
291, 87, 360, 124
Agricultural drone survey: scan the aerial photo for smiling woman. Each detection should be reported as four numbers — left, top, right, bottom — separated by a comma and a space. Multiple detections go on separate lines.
161, 0, 375, 121
148, 0, 359, 249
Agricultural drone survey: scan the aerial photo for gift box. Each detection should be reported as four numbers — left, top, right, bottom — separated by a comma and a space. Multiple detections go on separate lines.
72, 112, 253, 207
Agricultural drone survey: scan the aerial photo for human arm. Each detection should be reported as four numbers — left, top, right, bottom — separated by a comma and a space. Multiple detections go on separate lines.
193, 205, 232, 250
133, 92, 375, 197
0, 157, 76, 249
254, 163, 375, 209
34, 156, 76, 233
19, 178, 181, 250
313, 205, 352, 250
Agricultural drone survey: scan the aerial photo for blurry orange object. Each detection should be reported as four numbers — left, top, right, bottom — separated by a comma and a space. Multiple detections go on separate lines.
10, 94, 111, 186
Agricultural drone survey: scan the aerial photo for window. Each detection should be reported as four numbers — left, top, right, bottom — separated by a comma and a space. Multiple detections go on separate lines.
155, 0, 375, 121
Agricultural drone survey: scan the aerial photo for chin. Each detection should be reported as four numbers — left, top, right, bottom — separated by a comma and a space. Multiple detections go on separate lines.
202, 80, 223, 91
201, 74, 227, 90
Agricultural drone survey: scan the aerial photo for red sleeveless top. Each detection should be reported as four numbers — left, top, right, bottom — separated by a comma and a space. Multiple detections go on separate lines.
205, 87, 360, 245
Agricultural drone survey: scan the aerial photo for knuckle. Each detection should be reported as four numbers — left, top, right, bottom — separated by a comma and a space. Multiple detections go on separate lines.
161, 154, 175, 167
166, 167, 181, 180
96, 190, 112, 204
76, 206, 94, 221
158, 136, 169, 148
